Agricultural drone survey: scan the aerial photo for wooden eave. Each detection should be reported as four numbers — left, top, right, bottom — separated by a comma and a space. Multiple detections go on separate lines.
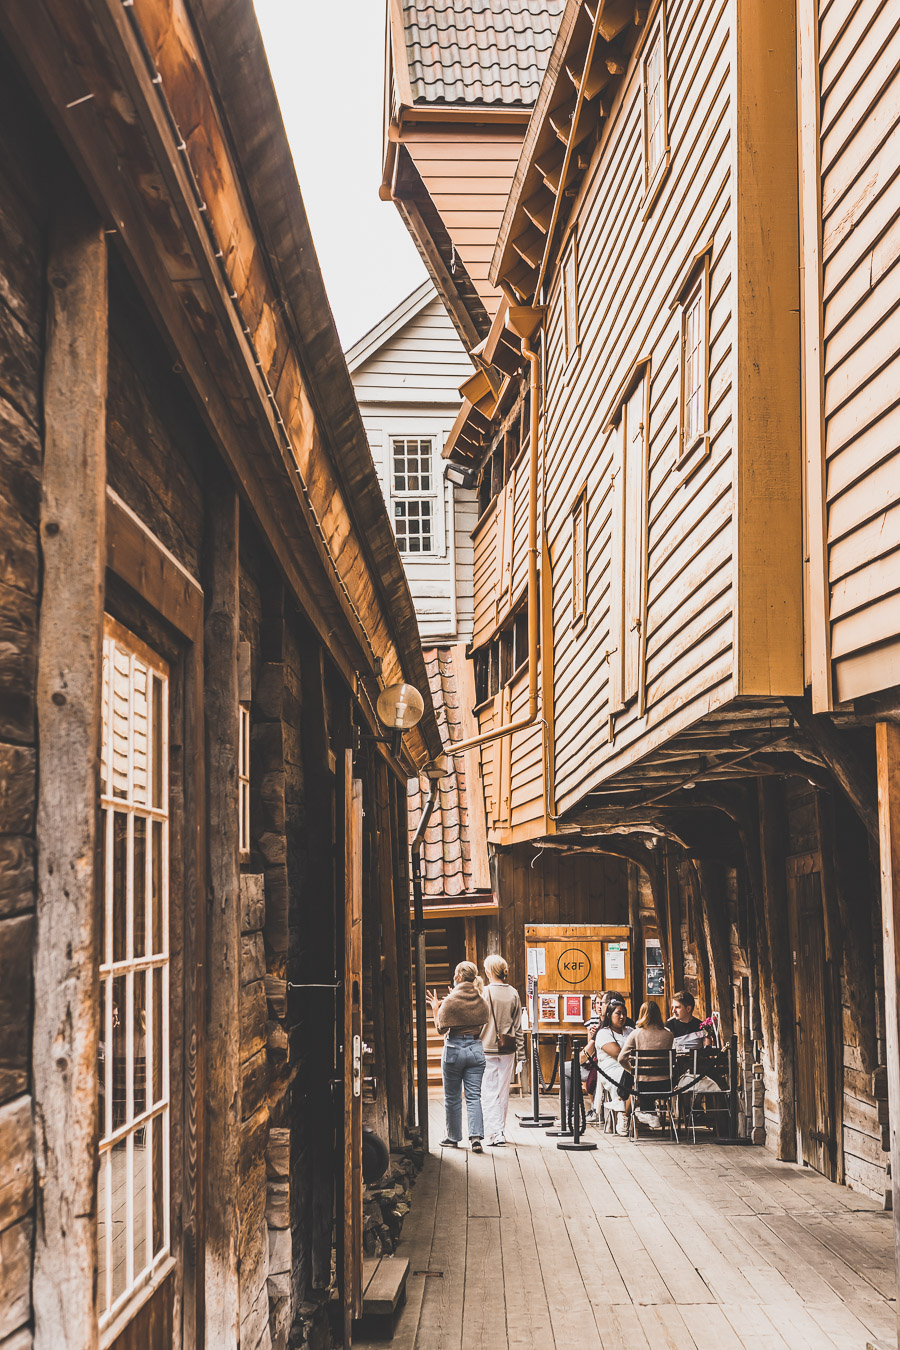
490, 0, 646, 302
1, 0, 442, 770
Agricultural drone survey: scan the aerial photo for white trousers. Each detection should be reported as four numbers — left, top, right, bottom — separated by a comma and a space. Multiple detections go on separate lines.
482, 1053, 516, 1139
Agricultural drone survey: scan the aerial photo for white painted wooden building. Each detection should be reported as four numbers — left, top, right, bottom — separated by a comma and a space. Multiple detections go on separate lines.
347, 281, 476, 644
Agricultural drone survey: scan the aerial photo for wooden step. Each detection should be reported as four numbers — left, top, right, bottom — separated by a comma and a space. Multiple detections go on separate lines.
355, 1254, 410, 1331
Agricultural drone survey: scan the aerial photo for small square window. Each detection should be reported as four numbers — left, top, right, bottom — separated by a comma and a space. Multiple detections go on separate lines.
394, 499, 433, 553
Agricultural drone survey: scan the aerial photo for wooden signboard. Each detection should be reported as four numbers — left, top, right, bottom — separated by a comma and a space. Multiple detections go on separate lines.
524, 924, 633, 1029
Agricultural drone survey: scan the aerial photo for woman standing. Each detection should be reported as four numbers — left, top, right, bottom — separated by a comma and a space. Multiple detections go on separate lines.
429, 961, 491, 1152
480, 955, 525, 1146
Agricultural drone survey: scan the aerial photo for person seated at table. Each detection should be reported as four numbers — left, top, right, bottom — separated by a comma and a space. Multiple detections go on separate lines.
561, 991, 607, 1121
594, 997, 634, 1135
666, 990, 704, 1047
620, 1001, 674, 1129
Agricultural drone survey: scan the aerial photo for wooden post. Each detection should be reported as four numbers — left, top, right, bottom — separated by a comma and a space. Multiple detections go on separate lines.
375, 761, 406, 1151
876, 719, 900, 1344
758, 779, 797, 1161
33, 196, 107, 1350
693, 859, 734, 1044
203, 471, 240, 1348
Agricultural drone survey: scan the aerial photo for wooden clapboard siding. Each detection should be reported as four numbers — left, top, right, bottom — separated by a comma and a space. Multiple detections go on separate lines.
818, 0, 900, 701
350, 289, 475, 644
472, 502, 499, 648
543, 0, 737, 816
403, 130, 525, 317
507, 669, 544, 835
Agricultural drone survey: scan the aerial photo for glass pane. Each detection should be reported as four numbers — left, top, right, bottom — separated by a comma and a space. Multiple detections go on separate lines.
152, 675, 164, 810
133, 1118, 149, 1280
134, 971, 147, 1117
99, 978, 109, 1139
97, 1151, 110, 1314
111, 646, 130, 799
132, 660, 149, 807
112, 813, 128, 964
152, 965, 164, 1106
110, 1135, 128, 1302
133, 817, 147, 959
152, 1109, 166, 1257
112, 974, 127, 1132
151, 821, 163, 955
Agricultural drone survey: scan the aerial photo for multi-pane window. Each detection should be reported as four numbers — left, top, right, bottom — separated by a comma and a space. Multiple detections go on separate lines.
392, 437, 435, 553
642, 18, 668, 191
571, 489, 587, 625
239, 703, 250, 858
98, 619, 170, 1332
679, 263, 709, 456
562, 241, 578, 362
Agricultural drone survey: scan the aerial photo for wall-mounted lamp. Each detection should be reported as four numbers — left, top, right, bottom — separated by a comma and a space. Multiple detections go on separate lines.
444, 461, 478, 490
363, 681, 425, 759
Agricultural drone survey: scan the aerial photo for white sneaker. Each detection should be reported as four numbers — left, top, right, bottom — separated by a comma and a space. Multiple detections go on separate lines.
492, 1133, 507, 1146
615, 1112, 629, 1136
636, 1109, 662, 1129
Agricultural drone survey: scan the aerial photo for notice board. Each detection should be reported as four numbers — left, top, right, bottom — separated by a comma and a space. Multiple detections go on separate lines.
524, 924, 633, 1029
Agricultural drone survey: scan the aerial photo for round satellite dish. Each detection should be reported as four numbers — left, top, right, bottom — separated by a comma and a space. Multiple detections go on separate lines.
376, 682, 424, 730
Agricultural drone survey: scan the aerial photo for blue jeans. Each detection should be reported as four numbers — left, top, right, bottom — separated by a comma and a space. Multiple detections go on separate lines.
442, 1034, 486, 1142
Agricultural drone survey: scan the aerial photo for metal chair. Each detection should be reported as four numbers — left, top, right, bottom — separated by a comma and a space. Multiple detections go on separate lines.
628, 1048, 679, 1142
682, 1047, 731, 1142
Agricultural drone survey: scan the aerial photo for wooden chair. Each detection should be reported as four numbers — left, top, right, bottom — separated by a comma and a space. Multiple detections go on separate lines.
628, 1048, 679, 1142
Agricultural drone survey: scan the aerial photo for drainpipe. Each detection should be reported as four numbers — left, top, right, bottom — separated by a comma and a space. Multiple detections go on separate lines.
410, 774, 440, 1151
440, 308, 544, 762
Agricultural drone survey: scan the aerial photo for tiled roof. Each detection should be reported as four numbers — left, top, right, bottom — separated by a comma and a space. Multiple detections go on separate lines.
403, 0, 566, 107
407, 648, 489, 897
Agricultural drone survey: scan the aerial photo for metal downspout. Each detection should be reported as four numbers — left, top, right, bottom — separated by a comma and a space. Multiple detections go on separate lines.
410, 776, 439, 1150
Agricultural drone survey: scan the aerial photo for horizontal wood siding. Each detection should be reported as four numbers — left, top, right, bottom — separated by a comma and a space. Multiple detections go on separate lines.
405, 130, 524, 318
352, 296, 475, 643
820, 0, 900, 701
545, 0, 736, 814
507, 669, 544, 834
350, 297, 472, 402
472, 503, 499, 648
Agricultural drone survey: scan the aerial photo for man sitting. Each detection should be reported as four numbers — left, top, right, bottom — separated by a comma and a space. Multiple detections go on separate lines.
666, 990, 704, 1047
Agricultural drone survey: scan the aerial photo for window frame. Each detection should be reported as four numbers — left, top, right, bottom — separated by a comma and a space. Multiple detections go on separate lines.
561, 234, 579, 365
675, 249, 711, 468
571, 485, 588, 629
641, 3, 670, 214
98, 615, 172, 1339
389, 435, 442, 557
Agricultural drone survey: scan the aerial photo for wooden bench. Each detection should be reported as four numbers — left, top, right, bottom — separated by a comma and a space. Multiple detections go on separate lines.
354, 1254, 410, 1338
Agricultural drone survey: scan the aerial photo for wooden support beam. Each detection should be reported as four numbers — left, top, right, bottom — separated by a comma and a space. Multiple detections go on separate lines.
786, 697, 878, 843
203, 471, 240, 1348
375, 760, 406, 1152
693, 859, 734, 1044
757, 779, 797, 1161
876, 719, 900, 1332
33, 193, 107, 1350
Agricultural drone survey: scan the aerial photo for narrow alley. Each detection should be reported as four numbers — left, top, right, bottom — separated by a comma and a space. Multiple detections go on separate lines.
357, 1099, 895, 1350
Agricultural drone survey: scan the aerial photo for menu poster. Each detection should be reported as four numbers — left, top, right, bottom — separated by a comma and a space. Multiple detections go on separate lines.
538, 993, 560, 1023
605, 944, 626, 980
563, 994, 583, 1021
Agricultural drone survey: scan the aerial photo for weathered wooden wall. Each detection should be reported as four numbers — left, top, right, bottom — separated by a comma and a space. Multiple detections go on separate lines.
814, 0, 900, 703
0, 49, 53, 1350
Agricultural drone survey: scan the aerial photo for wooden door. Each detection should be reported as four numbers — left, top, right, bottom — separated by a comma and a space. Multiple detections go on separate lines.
787, 855, 837, 1179
342, 761, 363, 1341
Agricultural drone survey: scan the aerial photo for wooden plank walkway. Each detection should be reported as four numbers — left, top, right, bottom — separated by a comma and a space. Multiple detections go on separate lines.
355, 1095, 896, 1349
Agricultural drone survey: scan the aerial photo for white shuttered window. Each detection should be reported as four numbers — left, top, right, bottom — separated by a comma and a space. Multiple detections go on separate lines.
391, 437, 437, 554
98, 619, 170, 1334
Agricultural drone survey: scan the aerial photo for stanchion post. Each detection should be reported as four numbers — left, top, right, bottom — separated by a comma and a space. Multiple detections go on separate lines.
558, 1036, 597, 1152
546, 1033, 573, 1137
518, 976, 555, 1126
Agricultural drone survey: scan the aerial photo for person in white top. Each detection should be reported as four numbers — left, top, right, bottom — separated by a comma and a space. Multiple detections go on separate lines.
480, 955, 525, 1146
593, 998, 634, 1135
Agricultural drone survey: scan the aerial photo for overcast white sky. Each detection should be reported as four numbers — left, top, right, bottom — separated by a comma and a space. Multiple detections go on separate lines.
254, 0, 428, 350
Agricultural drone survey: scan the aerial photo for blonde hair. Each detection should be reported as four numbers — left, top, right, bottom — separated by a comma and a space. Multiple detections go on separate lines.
636, 1000, 665, 1030
484, 954, 508, 982
454, 961, 484, 995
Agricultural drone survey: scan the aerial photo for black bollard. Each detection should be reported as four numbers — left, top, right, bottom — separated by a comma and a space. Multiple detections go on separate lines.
518, 1027, 556, 1127
557, 1037, 596, 1151
546, 1033, 573, 1137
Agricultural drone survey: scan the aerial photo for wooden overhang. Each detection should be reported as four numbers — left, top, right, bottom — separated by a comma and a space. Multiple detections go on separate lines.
491, 0, 650, 303
0, 0, 443, 772
442, 301, 524, 464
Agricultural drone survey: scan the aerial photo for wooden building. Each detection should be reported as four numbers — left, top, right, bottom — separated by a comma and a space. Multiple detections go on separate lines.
389, 0, 900, 1291
0, 3, 442, 1348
